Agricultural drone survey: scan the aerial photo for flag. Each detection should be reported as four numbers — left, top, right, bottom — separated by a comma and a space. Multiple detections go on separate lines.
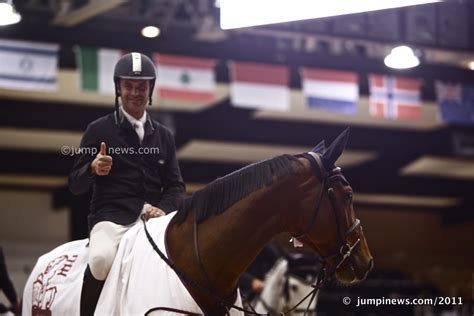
435, 81, 474, 125
0, 39, 59, 91
77, 46, 124, 95
229, 61, 290, 111
369, 74, 422, 120
155, 54, 216, 102
301, 68, 358, 114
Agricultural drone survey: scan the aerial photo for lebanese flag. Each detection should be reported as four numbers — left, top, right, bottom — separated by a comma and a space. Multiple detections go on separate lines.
154, 54, 216, 102
369, 74, 422, 120
229, 61, 290, 111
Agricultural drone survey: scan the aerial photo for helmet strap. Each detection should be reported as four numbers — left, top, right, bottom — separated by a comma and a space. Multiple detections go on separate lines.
115, 95, 120, 123
149, 80, 154, 106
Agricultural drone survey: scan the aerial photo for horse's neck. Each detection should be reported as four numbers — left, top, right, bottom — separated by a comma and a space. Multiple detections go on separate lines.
195, 182, 291, 290
201, 168, 318, 290
166, 169, 315, 312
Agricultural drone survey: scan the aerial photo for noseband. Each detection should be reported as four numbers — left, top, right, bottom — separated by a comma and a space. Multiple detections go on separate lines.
294, 152, 362, 274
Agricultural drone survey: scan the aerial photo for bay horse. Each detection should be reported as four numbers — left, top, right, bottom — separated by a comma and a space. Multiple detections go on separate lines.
23, 128, 373, 315
165, 128, 373, 314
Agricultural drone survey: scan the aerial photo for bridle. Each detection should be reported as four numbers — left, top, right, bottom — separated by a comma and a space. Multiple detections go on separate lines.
273, 151, 362, 316
143, 151, 363, 315
294, 152, 362, 274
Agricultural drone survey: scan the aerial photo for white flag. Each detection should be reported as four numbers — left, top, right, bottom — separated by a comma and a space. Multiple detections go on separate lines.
0, 38, 59, 91
229, 61, 290, 111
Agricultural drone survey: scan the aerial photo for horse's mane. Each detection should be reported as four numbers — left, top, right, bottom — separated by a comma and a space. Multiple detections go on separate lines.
174, 155, 303, 224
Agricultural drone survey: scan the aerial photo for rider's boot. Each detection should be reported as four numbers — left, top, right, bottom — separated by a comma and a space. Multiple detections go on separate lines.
80, 265, 105, 316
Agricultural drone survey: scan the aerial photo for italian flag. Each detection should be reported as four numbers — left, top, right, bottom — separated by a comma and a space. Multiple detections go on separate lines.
154, 54, 216, 102
77, 46, 124, 95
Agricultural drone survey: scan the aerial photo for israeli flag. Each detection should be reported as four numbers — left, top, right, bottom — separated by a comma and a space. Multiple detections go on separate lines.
0, 38, 59, 91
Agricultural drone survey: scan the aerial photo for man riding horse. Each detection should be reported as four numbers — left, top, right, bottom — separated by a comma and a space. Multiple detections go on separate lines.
69, 52, 185, 315
25, 127, 373, 315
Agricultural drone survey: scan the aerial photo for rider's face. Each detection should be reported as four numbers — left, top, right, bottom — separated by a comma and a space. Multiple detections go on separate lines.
119, 79, 150, 119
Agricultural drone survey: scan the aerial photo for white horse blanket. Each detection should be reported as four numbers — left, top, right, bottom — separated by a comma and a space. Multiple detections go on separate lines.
23, 212, 243, 315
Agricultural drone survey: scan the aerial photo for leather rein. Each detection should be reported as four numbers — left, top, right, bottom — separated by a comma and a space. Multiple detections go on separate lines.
143, 152, 362, 315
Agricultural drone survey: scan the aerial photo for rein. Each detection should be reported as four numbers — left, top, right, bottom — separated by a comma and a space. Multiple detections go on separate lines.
142, 151, 361, 315
141, 215, 245, 315
142, 209, 322, 316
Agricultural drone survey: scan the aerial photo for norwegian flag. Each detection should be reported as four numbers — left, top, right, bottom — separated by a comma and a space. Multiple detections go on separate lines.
369, 74, 422, 120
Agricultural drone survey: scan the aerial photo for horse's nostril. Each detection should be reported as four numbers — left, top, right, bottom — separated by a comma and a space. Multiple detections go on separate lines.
368, 258, 374, 271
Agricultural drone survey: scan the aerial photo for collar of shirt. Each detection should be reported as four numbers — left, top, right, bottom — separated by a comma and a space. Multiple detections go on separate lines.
120, 107, 147, 127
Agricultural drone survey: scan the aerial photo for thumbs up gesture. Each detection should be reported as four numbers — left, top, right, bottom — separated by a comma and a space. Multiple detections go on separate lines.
91, 142, 113, 176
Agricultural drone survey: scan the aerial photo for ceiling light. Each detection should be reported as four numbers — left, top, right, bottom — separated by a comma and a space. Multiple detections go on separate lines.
384, 45, 420, 69
0, 0, 21, 26
141, 26, 160, 38
220, 0, 441, 30
467, 61, 474, 71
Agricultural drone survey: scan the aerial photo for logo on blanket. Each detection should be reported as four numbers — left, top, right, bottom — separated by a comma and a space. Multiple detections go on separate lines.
32, 254, 79, 316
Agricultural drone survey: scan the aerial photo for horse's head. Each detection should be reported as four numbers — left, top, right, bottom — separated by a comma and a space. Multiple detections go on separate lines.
293, 128, 373, 284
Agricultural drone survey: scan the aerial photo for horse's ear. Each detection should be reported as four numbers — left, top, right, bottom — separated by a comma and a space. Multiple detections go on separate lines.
322, 127, 350, 170
311, 140, 326, 154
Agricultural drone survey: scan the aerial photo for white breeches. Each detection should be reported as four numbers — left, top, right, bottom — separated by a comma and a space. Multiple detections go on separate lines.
88, 221, 131, 280
88, 204, 151, 280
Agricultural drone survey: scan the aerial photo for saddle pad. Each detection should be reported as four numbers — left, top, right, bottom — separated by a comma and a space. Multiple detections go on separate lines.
23, 239, 89, 316
23, 212, 243, 315
97, 211, 243, 315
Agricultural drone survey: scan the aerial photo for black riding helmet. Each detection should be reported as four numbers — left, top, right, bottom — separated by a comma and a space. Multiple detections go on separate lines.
113, 52, 156, 122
